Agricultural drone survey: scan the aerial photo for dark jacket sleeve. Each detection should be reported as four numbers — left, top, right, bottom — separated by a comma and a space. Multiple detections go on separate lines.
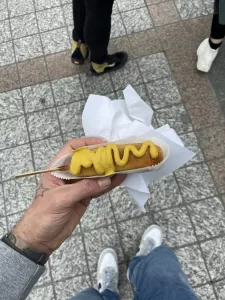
0, 241, 45, 300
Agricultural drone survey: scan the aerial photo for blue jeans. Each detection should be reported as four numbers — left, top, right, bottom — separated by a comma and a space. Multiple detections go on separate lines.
69, 246, 198, 300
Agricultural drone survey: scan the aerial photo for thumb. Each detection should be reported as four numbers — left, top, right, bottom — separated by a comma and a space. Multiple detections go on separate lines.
59, 177, 112, 206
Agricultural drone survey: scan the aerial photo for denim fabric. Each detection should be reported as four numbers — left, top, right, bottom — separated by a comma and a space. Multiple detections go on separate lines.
69, 246, 198, 300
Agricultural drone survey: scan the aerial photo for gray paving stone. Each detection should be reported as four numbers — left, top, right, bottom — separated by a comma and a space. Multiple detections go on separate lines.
41, 27, 70, 55
62, 130, 85, 142
84, 224, 124, 271
0, 144, 33, 181
175, 245, 209, 286
201, 237, 225, 281
81, 194, 115, 231
111, 14, 126, 38
117, 0, 145, 11
0, 116, 29, 150
156, 104, 193, 134
214, 280, 225, 300
188, 197, 225, 240
122, 7, 153, 35
57, 101, 84, 134
118, 215, 152, 260
203, 0, 215, 13
4, 177, 36, 215
154, 207, 196, 247
0, 90, 23, 119
32, 136, 63, 169
62, 4, 73, 26
138, 53, 171, 82
0, 217, 7, 236
0, 0, 8, 20
51, 233, 88, 281
146, 77, 181, 109
112, 1, 119, 14
111, 60, 142, 90
195, 284, 216, 300
37, 7, 65, 32
80, 73, 114, 98
0, 20, 11, 44
55, 275, 91, 299
110, 187, 147, 221
34, 0, 60, 10
27, 108, 61, 141
22, 82, 54, 113
179, 131, 204, 166
8, 0, 34, 17
149, 174, 183, 211
176, 163, 217, 203
174, 0, 208, 20
26, 285, 54, 300
0, 42, 15, 67
52, 76, 84, 105
11, 13, 38, 39
36, 262, 52, 287
14, 35, 43, 62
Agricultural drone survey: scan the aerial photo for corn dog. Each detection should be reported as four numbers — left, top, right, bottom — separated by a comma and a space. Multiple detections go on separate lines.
70, 141, 163, 177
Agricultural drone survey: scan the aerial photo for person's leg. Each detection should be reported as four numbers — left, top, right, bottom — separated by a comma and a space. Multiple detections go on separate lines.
71, 0, 88, 65
197, 0, 225, 72
83, 0, 128, 75
127, 225, 198, 300
84, 0, 114, 64
210, 14, 225, 48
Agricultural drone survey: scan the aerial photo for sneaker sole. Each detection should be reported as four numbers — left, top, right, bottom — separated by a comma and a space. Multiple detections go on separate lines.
97, 248, 118, 284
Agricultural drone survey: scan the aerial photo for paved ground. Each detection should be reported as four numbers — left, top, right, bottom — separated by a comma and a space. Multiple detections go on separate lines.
1, 0, 225, 299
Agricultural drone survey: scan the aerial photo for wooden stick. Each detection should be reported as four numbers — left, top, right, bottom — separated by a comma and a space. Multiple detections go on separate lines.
15, 165, 69, 179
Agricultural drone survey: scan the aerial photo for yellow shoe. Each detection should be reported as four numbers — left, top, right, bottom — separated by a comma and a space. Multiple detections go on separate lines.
90, 52, 128, 76
71, 40, 88, 65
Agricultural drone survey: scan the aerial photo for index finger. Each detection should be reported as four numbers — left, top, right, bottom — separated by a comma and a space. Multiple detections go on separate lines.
49, 137, 106, 167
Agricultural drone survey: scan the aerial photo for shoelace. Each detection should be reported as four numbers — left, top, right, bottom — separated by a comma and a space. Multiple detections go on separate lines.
105, 270, 111, 288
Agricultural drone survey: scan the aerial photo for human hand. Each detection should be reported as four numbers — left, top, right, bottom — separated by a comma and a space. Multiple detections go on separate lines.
12, 138, 125, 255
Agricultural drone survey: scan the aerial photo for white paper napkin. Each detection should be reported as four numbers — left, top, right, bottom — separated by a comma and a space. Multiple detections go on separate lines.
82, 85, 195, 211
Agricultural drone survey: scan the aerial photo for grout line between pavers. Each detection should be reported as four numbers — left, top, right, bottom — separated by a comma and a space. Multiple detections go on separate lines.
30, 2, 58, 299
173, 170, 219, 299
79, 222, 96, 288
1, 13, 214, 72
5, 0, 38, 186
108, 192, 132, 266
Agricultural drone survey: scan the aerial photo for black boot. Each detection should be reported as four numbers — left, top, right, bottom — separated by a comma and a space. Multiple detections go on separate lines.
90, 52, 128, 76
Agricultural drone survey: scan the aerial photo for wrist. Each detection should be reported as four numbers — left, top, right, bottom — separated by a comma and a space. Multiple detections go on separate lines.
12, 226, 53, 255
2, 230, 49, 266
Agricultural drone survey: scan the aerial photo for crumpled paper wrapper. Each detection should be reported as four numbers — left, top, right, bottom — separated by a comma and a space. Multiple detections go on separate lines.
57, 85, 195, 211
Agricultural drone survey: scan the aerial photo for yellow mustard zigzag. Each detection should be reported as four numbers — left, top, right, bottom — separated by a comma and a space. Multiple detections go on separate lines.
70, 141, 159, 176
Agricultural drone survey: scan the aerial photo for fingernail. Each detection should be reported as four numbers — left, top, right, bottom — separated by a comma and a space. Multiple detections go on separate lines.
98, 177, 111, 188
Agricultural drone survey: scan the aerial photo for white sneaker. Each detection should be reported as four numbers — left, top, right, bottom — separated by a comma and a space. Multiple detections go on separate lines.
97, 248, 119, 294
197, 38, 219, 72
127, 225, 163, 281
